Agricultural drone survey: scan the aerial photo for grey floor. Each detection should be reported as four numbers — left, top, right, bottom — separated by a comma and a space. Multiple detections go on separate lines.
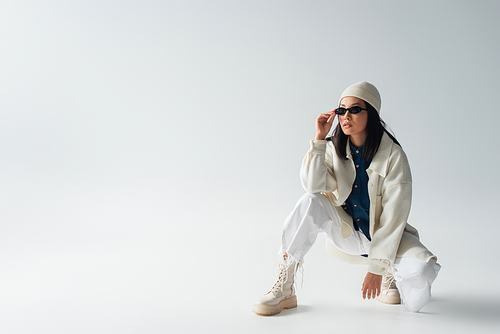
1, 182, 499, 334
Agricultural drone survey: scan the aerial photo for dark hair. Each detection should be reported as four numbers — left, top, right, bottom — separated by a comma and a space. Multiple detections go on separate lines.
326, 101, 401, 161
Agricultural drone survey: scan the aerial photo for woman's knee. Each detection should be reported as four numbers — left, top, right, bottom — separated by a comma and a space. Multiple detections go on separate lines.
292, 193, 333, 225
419, 258, 440, 284
395, 258, 440, 291
297, 192, 327, 206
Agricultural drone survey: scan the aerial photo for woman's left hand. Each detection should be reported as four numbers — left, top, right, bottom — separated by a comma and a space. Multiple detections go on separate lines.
361, 272, 382, 299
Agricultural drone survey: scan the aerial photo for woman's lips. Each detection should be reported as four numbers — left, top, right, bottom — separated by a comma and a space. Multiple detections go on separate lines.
343, 123, 352, 129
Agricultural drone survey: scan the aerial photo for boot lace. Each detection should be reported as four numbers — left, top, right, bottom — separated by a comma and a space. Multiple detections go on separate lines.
270, 261, 289, 294
381, 269, 397, 292
269, 256, 298, 295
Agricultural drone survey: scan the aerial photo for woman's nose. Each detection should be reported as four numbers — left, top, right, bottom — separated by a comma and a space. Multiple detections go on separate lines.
344, 111, 351, 119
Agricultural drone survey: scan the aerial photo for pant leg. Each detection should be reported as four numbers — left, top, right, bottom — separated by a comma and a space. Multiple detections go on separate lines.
279, 193, 368, 264
393, 257, 441, 312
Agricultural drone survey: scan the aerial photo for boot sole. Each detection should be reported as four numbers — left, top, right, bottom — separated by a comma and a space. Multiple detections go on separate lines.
376, 294, 401, 304
252, 295, 297, 316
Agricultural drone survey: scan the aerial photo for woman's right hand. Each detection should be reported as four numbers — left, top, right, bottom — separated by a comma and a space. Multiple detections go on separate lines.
315, 110, 336, 140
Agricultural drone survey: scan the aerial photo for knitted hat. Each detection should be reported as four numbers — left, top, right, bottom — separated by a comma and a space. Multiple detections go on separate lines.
339, 81, 381, 114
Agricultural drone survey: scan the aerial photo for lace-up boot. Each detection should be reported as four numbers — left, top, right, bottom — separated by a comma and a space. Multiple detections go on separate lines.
252, 256, 298, 316
376, 267, 401, 304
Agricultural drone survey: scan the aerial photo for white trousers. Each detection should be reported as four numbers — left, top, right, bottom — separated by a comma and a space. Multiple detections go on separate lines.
278, 193, 441, 312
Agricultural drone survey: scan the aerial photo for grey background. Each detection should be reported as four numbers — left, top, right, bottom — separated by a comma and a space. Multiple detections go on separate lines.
1, 0, 499, 333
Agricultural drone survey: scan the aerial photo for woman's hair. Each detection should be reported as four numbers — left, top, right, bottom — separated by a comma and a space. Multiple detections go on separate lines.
326, 101, 401, 161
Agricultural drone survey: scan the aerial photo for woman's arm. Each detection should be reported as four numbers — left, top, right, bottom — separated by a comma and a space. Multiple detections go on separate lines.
361, 148, 412, 299
300, 111, 338, 194
368, 148, 413, 275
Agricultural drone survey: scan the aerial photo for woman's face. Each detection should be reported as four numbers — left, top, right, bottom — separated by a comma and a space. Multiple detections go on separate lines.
338, 96, 369, 139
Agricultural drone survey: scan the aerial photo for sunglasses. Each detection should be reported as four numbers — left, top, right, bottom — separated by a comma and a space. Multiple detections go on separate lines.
335, 106, 367, 115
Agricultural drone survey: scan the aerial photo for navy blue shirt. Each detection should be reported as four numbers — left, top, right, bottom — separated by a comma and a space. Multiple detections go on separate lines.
342, 143, 372, 241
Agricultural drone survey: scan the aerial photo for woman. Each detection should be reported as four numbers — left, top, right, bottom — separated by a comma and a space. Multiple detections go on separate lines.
252, 81, 441, 316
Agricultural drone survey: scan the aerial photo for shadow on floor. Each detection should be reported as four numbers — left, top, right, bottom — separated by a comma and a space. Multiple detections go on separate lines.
272, 304, 315, 317
426, 295, 500, 325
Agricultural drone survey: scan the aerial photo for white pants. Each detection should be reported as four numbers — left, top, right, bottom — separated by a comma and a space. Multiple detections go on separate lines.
279, 193, 441, 312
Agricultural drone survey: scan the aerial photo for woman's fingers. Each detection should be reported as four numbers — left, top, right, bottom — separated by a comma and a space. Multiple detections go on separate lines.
315, 110, 336, 140
326, 111, 336, 123
361, 272, 382, 300
361, 284, 368, 299
317, 111, 335, 125
320, 110, 335, 118
362, 287, 375, 299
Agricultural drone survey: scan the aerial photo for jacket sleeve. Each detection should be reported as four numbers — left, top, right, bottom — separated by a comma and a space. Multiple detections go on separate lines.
300, 140, 337, 194
367, 149, 413, 275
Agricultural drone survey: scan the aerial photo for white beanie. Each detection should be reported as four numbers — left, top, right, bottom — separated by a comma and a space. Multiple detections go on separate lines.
339, 81, 381, 114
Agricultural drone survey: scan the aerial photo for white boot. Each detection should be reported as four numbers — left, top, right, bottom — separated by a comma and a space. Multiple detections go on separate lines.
376, 267, 401, 304
253, 257, 298, 316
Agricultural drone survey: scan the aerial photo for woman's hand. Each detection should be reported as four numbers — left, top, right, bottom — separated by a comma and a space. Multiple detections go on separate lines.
315, 110, 336, 141
361, 272, 382, 300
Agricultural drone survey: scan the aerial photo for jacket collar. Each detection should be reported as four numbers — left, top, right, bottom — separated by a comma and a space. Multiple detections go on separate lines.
346, 132, 393, 177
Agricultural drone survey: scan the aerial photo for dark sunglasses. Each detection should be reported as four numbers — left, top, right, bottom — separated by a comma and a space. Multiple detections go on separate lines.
335, 106, 367, 115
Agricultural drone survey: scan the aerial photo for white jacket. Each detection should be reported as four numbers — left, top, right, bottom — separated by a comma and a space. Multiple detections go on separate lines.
300, 132, 436, 275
